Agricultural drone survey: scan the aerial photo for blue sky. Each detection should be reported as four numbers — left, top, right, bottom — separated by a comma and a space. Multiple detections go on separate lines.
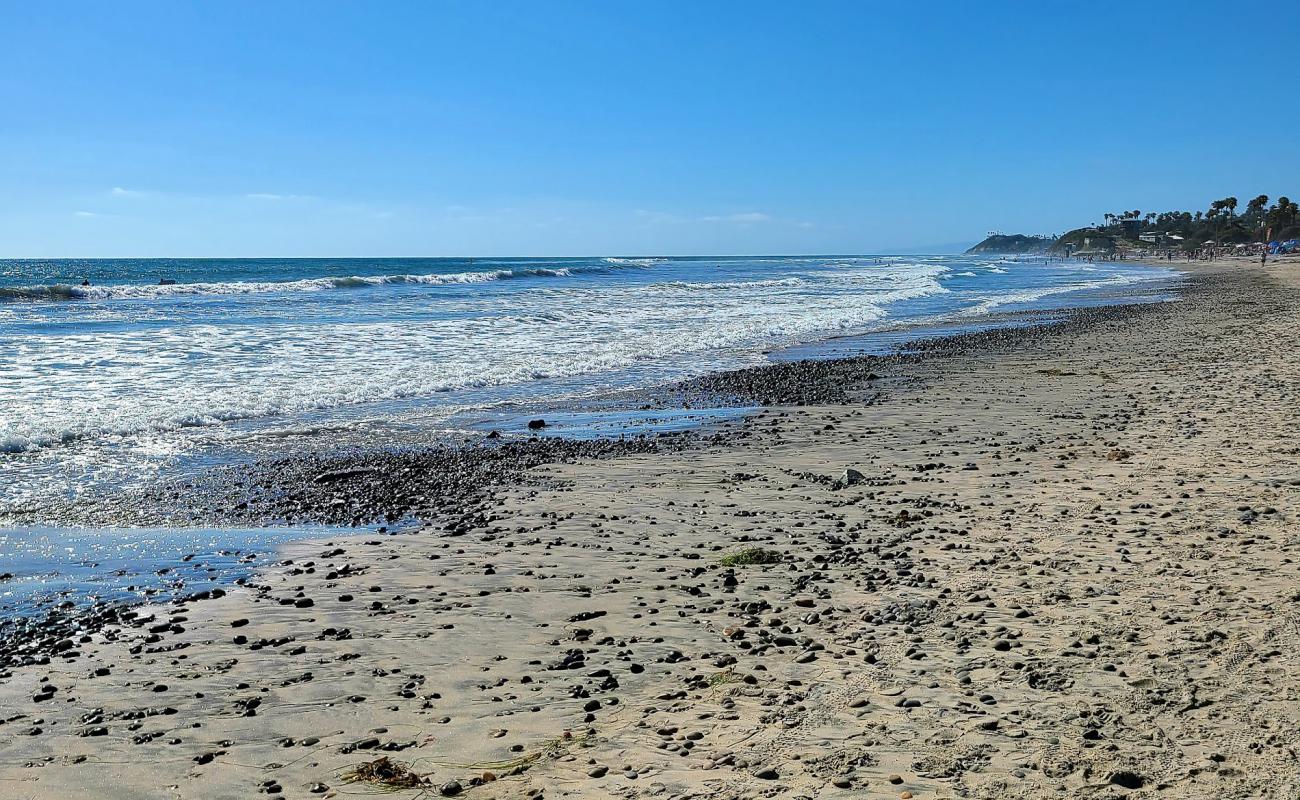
2, 1, 1297, 257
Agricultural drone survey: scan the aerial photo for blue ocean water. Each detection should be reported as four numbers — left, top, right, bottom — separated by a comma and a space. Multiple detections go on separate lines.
0, 255, 1178, 512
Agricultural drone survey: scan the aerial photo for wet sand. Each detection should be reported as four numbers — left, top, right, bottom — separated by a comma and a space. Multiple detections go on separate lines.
2, 257, 1298, 799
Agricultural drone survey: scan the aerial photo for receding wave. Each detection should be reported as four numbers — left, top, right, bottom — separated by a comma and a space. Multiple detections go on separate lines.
0, 263, 644, 303
959, 274, 1157, 316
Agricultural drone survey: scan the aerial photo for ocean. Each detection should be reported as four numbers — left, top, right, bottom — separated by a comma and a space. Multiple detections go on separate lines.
0, 254, 1178, 517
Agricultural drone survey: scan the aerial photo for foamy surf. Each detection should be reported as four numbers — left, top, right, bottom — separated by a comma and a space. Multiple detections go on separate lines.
959, 273, 1157, 316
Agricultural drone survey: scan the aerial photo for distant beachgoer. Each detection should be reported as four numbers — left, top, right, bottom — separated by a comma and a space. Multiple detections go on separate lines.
81, 279, 90, 286
1261, 248, 1267, 267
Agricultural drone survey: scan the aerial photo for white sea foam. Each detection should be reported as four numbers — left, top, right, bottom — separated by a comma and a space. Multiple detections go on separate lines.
601, 257, 666, 266
663, 277, 806, 291
0, 262, 949, 456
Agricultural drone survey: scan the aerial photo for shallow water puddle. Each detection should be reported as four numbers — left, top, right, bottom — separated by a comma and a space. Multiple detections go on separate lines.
464, 405, 755, 439
0, 523, 371, 616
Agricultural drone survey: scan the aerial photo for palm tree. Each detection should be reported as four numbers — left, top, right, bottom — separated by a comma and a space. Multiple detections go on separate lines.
1211, 198, 1237, 244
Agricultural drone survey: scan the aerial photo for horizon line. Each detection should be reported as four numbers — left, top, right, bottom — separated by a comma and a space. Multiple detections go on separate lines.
0, 246, 979, 261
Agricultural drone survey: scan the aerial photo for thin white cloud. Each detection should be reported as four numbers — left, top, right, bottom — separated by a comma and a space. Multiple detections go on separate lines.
74, 210, 100, 217
635, 209, 782, 226
109, 187, 319, 202
700, 212, 772, 224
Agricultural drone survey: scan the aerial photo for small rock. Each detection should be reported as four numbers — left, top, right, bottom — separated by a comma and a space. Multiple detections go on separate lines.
833, 468, 866, 489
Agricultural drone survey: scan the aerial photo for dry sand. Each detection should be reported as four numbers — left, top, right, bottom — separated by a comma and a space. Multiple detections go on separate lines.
2, 257, 1299, 799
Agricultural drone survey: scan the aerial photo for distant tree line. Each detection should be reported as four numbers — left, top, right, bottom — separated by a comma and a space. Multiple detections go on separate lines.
1093, 194, 1299, 246
975, 194, 1300, 257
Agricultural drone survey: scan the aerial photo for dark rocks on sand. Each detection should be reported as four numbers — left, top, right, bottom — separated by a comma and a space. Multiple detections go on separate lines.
313, 467, 376, 485
94, 436, 694, 529
1109, 771, 1145, 790
833, 468, 866, 489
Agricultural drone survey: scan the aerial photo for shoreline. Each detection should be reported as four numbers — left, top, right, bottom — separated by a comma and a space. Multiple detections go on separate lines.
5, 256, 1299, 797
0, 268, 1189, 652
1, 256, 1180, 529
0, 268, 1181, 621
14, 261, 1182, 531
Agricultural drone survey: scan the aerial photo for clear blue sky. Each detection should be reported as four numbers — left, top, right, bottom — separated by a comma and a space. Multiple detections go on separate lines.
3, 1, 1297, 257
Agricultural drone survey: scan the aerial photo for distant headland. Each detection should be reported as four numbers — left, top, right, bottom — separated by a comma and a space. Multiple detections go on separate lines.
965, 234, 1056, 255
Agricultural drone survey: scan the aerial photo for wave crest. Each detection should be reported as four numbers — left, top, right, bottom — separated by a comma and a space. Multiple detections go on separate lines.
602, 257, 666, 267
0, 266, 602, 303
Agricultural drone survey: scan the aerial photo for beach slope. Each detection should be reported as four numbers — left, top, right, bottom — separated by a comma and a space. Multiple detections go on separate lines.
1, 258, 1298, 799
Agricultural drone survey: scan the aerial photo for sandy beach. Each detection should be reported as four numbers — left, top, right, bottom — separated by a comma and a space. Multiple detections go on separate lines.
2, 256, 1298, 799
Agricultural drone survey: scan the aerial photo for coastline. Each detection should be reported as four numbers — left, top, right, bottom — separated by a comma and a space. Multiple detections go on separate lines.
0, 262, 1180, 616
10, 259, 1181, 532
0, 254, 1180, 530
3, 255, 1299, 798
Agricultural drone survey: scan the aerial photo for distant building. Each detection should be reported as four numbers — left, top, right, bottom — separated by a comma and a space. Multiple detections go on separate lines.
1117, 219, 1142, 237
1139, 231, 1184, 245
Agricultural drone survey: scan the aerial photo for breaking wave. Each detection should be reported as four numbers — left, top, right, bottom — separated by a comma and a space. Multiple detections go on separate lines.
0, 262, 657, 303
